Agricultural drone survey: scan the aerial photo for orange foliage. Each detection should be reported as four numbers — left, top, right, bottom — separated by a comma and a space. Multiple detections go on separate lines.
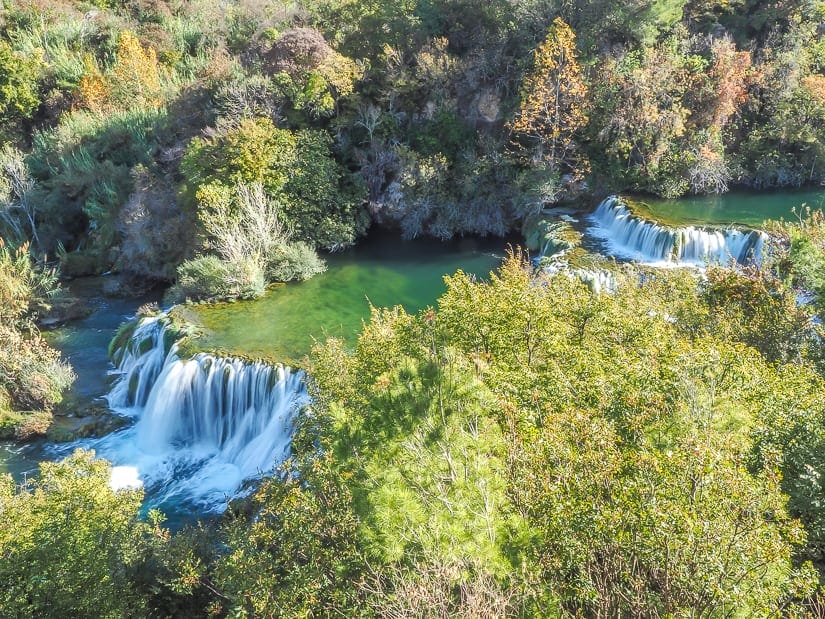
75, 56, 108, 113
508, 18, 588, 176
801, 74, 825, 104
709, 38, 753, 129
74, 31, 162, 112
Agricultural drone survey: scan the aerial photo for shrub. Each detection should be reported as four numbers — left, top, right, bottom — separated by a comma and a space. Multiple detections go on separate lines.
167, 255, 265, 302
266, 241, 327, 282
0, 41, 41, 136
0, 451, 149, 617
181, 118, 367, 250
0, 323, 74, 413
29, 106, 167, 256
0, 239, 61, 325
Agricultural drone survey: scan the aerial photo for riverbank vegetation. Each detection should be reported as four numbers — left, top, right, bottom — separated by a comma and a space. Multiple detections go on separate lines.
4, 238, 825, 615
0, 238, 74, 438
1, 0, 824, 295
4, 0, 825, 615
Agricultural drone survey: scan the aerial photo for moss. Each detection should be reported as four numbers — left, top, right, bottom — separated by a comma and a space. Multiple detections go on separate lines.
524, 217, 583, 257
108, 319, 139, 361
47, 412, 130, 443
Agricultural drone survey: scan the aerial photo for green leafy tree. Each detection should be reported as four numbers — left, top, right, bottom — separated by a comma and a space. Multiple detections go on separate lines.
0, 42, 41, 135
213, 453, 364, 618
181, 118, 367, 250
0, 451, 150, 617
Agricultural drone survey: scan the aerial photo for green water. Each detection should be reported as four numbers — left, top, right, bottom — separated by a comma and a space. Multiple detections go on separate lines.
627, 188, 825, 227
187, 234, 507, 364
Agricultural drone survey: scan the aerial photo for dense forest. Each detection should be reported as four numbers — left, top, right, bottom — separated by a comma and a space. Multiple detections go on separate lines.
3, 0, 825, 616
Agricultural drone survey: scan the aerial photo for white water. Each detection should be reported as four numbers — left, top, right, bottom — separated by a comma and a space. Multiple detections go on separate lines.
574, 268, 617, 294
588, 196, 766, 266
79, 316, 307, 512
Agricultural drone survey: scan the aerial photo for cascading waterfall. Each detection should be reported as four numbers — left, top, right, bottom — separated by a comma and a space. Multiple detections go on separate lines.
573, 268, 617, 294
89, 315, 307, 511
588, 196, 766, 266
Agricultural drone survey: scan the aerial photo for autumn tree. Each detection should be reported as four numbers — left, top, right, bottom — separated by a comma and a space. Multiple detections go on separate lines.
76, 31, 162, 112
508, 18, 589, 177
707, 36, 753, 130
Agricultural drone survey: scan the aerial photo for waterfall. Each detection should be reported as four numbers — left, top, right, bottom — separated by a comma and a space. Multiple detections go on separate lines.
588, 196, 766, 266
573, 268, 617, 294
91, 315, 307, 512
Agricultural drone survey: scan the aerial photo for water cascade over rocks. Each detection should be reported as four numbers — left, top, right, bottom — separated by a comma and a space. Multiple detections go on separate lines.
90, 314, 307, 512
588, 196, 766, 266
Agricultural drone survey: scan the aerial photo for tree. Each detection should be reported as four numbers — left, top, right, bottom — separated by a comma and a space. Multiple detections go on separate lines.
508, 18, 589, 177
589, 38, 701, 195
181, 118, 368, 250
0, 451, 150, 617
213, 454, 364, 618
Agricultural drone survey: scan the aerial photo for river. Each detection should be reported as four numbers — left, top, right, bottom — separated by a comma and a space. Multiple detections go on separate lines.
2, 189, 821, 521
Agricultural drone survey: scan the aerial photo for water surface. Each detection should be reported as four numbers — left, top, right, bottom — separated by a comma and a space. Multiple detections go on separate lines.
189, 233, 507, 363
628, 189, 825, 227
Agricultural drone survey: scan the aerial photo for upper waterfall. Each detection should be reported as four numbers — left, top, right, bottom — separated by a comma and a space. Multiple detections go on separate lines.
86, 314, 306, 512
588, 196, 766, 266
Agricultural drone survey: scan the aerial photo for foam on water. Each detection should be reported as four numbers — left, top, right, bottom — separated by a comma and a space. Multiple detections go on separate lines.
76, 315, 307, 513
588, 196, 766, 267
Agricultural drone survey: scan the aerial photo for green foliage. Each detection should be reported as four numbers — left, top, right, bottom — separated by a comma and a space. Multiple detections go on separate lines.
0, 239, 72, 435
701, 265, 816, 364
246, 254, 816, 614
29, 107, 167, 255
167, 255, 265, 303
0, 41, 41, 134
181, 117, 367, 250
284, 129, 368, 249
214, 453, 364, 617
0, 450, 149, 617
266, 241, 327, 282
749, 368, 825, 565
779, 207, 825, 314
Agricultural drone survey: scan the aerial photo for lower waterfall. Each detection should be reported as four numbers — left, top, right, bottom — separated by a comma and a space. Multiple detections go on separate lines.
588, 196, 766, 266
86, 315, 307, 513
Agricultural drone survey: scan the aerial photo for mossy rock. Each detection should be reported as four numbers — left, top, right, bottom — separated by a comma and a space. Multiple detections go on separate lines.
525, 218, 583, 257
109, 319, 139, 361
47, 411, 130, 442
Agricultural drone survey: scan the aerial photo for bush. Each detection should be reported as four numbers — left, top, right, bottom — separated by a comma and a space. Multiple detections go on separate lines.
167, 255, 265, 302
0, 451, 149, 617
0, 323, 74, 414
0, 239, 61, 325
181, 118, 367, 250
29, 107, 167, 256
266, 241, 327, 282
0, 41, 41, 136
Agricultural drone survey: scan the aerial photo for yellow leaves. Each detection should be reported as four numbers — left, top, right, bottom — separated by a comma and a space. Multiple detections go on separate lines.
317, 51, 363, 100
76, 55, 108, 113
111, 31, 162, 106
74, 31, 163, 113
508, 18, 588, 175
